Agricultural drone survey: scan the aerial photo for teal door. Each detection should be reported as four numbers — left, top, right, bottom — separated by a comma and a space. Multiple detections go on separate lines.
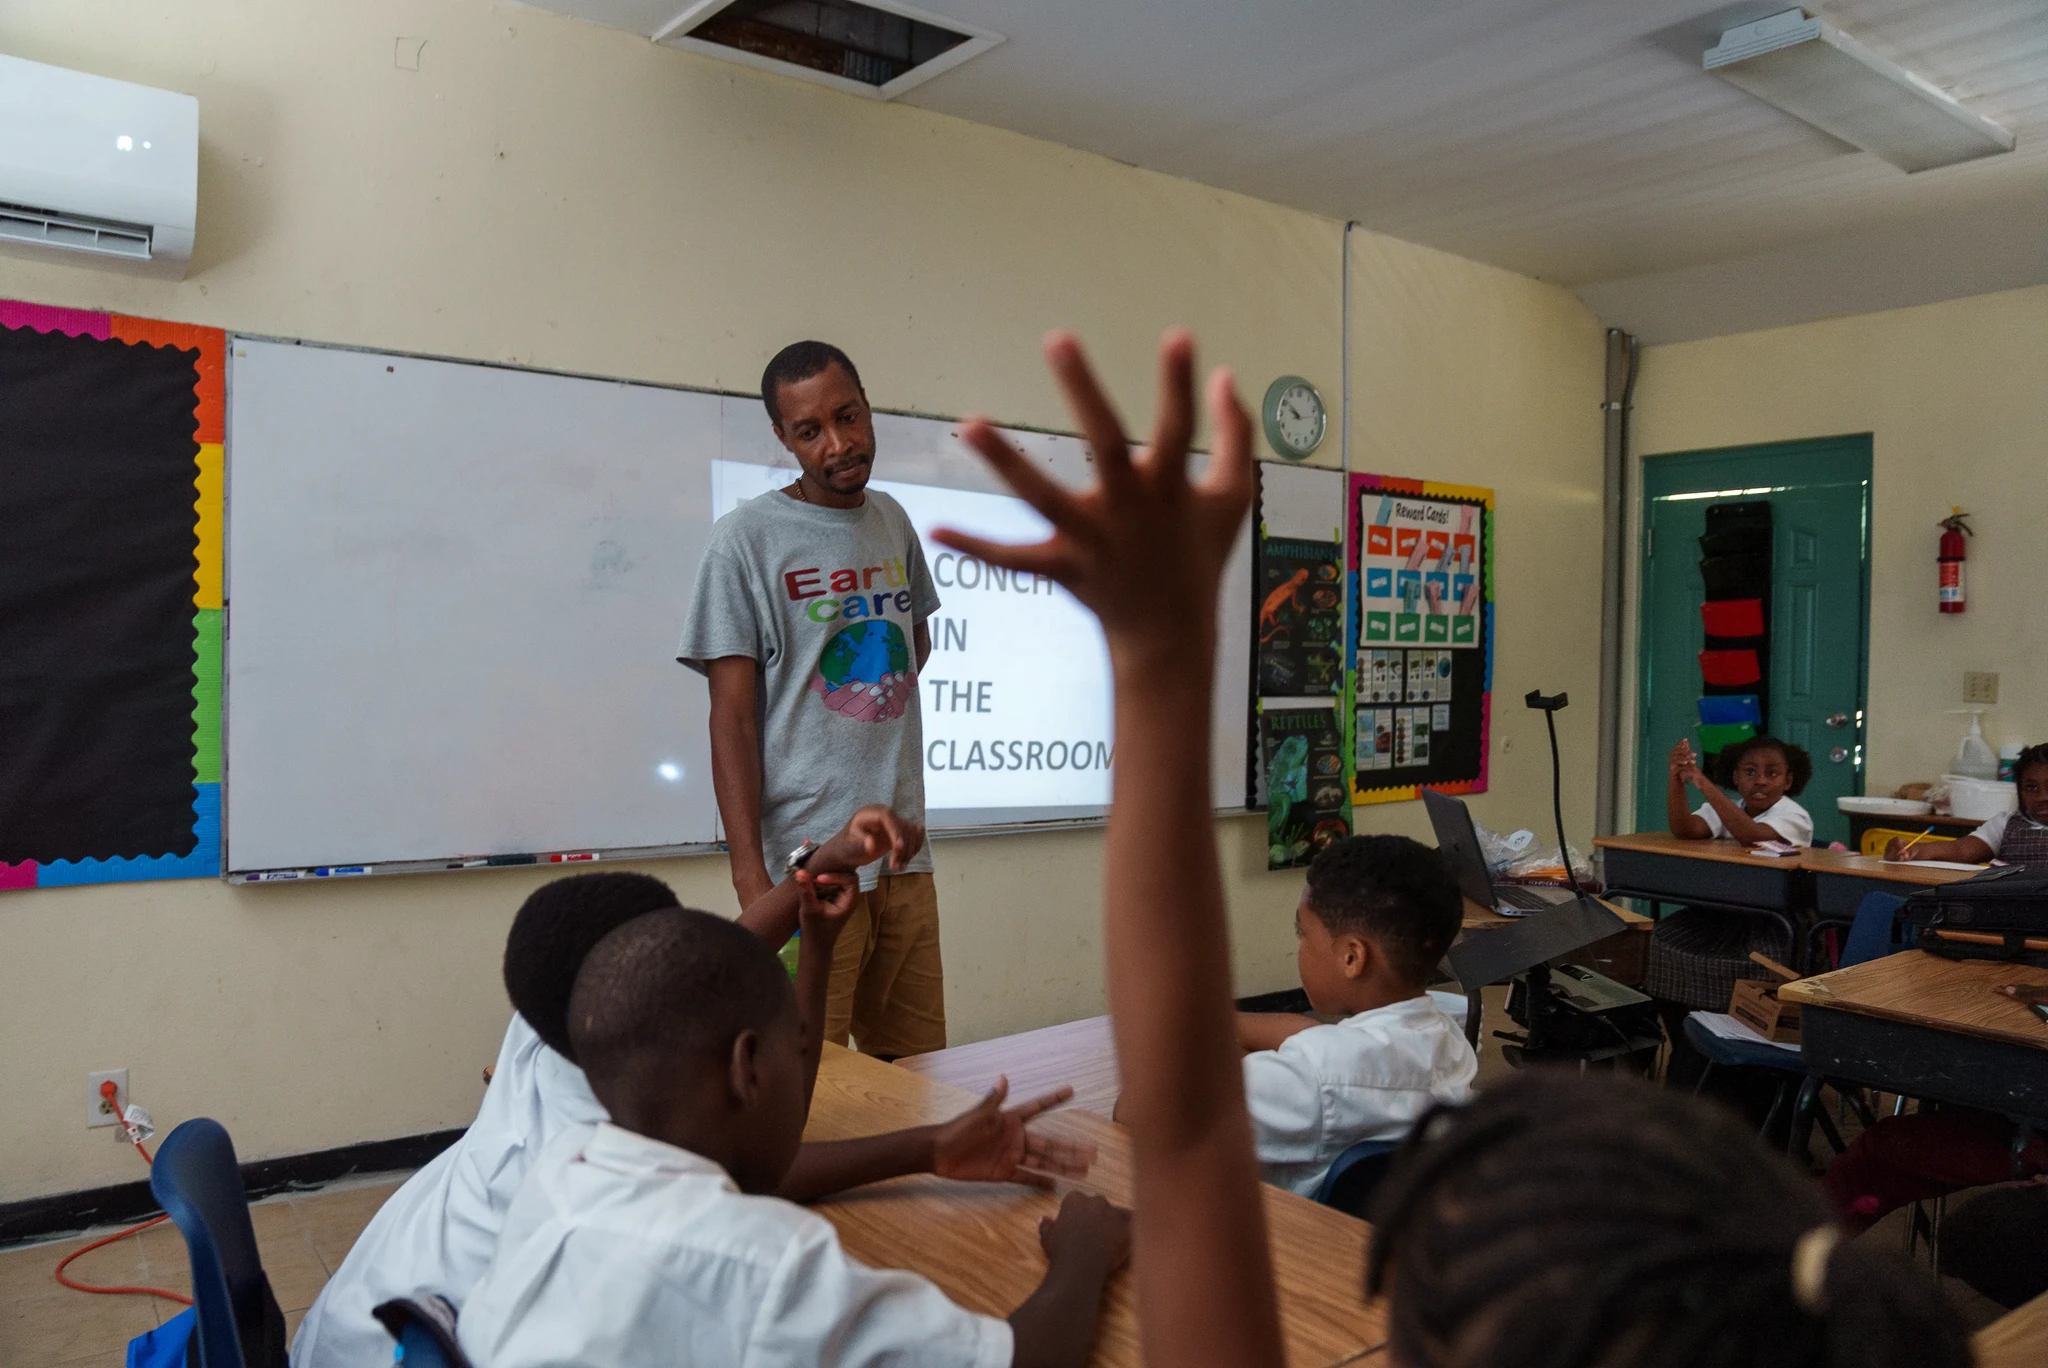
1635, 437, 1872, 846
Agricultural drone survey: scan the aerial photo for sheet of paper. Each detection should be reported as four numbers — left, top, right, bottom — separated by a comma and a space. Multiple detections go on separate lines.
1880, 859, 1988, 871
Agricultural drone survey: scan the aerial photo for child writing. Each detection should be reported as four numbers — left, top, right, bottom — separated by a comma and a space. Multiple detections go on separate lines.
941, 327, 1966, 1367
458, 905, 1130, 1368
1230, 835, 1475, 1197
1887, 740, 2048, 867
294, 809, 1090, 1368
1668, 733, 1814, 846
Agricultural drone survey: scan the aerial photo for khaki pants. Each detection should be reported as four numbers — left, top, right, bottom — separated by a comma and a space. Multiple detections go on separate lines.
823, 871, 947, 1057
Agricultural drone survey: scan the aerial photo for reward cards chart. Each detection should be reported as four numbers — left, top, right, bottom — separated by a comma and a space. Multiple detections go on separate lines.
1257, 536, 1343, 696
1262, 703, 1349, 869
1359, 494, 1480, 648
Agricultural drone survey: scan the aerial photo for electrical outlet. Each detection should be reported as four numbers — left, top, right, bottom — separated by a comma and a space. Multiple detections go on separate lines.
1963, 672, 2000, 705
88, 1069, 128, 1128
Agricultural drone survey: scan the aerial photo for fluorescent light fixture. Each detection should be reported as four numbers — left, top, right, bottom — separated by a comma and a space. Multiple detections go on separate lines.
654, 0, 1003, 101
1705, 9, 2014, 172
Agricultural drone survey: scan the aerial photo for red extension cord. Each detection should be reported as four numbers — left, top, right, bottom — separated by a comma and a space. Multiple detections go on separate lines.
52, 1085, 193, 1307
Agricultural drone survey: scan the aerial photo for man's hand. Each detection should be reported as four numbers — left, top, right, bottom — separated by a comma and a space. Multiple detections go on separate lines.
932, 330, 1251, 672
933, 1077, 1097, 1188
1998, 984, 2048, 1007
814, 804, 924, 877
1038, 1190, 1132, 1274
795, 869, 858, 944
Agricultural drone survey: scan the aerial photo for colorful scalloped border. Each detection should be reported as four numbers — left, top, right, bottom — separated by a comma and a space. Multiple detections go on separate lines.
1345, 472, 1495, 807
0, 299, 224, 888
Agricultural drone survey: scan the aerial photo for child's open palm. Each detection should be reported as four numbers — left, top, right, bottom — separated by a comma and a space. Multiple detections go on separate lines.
933, 330, 1252, 668
932, 1076, 1098, 1189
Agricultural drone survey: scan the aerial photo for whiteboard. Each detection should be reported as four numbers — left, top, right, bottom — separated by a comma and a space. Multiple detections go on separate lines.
224, 339, 1251, 875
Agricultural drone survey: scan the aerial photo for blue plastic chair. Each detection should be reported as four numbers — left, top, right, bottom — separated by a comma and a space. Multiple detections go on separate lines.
1683, 892, 1906, 1149
374, 1296, 474, 1368
1313, 1138, 1404, 1218
150, 1118, 287, 1368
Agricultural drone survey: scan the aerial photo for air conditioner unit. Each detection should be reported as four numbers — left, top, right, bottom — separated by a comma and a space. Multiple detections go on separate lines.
0, 54, 199, 277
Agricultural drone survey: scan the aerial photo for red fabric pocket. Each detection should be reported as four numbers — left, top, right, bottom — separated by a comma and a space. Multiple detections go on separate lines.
1700, 598, 1765, 638
1699, 649, 1762, 687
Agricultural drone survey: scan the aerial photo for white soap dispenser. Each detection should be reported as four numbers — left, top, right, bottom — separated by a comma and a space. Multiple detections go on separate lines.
1949, 708, 1999, 781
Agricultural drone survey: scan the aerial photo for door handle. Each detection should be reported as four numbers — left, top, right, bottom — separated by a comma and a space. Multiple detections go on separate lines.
1825, 712, 1850, 728
1829, 747, 1850, 763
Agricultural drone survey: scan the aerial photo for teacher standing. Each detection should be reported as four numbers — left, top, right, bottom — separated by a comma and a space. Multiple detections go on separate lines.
678, 341, 945, 1058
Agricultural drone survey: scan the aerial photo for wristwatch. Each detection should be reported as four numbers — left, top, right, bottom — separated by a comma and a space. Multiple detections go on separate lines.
784, 839, 822, 875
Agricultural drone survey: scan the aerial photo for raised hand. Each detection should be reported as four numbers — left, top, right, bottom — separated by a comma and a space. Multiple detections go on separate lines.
933, 1076, 1097, 1188
814, 804, 924, 875
933, 330, 1252, 671
795, 869, 858, 943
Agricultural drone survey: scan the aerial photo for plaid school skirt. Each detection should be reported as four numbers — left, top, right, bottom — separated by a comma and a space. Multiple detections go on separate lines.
1644, 906, 1793, 1011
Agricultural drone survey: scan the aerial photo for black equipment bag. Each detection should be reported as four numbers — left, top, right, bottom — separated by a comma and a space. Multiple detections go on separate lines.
1903, 866, 2048, 963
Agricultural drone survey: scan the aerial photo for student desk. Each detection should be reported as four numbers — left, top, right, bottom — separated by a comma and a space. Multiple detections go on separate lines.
1592, 832, 1808, 929
1798, 849, 1979, 918
1976, 1288, 2048, 1368
1778, 952, 2048, 1132
810, 1044, 1386, 1368
897, 1016, 1121, 1119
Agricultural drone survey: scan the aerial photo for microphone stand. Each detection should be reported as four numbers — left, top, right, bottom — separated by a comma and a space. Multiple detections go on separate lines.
1518, 689, 1580, 1053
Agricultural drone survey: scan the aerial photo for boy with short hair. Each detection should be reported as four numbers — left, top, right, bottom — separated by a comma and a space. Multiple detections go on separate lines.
458, 907, 1130, 1368
294, 808, 1090, 1368
1230, 834, 1476, 1196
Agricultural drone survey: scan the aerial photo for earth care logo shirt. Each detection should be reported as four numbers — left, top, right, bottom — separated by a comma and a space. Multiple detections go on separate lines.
678, 487, 939, 888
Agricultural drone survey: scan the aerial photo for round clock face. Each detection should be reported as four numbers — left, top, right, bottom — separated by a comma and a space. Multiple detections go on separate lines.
1262, 376, 1325, 459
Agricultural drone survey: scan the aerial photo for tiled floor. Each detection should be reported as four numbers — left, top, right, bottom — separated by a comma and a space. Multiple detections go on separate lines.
0, 1174, 405, 1368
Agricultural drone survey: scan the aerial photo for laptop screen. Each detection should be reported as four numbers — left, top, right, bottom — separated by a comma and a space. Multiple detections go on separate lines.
1421, 787, 1497, 910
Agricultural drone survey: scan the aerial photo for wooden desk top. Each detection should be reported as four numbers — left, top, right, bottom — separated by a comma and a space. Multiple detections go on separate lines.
1594, 830, 1805, 868
1799, 849, 1984, 886
897, 1016, 1121, 1119
1779, 951, 2048, 1050
810, 1044, 1384, 1368
1976, 1289, 2048, 1368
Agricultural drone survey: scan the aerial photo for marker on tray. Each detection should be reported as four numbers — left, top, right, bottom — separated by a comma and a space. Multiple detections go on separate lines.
547, 851, 601, 864
249, 869, 306, 882
487, 854, 538, 866
312, 865, 372, 877
447, 858, 490, 869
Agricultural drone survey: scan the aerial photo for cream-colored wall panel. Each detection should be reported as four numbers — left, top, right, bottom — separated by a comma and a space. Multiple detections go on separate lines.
1626, 284, 2048, 812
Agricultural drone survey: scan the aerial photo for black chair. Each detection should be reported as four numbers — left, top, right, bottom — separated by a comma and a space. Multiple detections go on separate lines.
375, 1294, 477, 1368
150, 1118, 288, 1368
1313, 1138, 1404, 1218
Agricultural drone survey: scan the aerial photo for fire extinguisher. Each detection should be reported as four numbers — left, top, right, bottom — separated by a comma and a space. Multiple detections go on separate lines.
1938, 508, 1972, 614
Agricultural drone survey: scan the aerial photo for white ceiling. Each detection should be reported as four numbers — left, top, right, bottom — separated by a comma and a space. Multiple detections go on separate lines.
535, 1, 2048, 342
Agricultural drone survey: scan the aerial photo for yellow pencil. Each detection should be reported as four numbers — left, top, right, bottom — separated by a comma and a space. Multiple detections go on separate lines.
1896, 826, 1935, 857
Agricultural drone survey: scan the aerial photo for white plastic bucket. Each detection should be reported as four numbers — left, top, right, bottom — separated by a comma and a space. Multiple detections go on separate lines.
1946, 774, 2019, 822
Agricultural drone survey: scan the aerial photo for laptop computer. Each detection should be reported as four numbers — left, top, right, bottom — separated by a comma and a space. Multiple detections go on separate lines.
1422, 787, 1576, 916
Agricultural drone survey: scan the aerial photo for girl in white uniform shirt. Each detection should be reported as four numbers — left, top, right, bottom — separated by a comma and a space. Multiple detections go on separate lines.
293, 811, 1091, 1368
1667, 733, 1815, 847
1887, 741, 2048, 869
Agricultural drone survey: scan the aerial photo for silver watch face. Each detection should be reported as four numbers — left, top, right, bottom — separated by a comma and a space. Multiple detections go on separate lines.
784, 840, 817, 873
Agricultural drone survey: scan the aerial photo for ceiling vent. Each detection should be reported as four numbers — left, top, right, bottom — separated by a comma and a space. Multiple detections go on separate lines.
655, 0, 1002, 100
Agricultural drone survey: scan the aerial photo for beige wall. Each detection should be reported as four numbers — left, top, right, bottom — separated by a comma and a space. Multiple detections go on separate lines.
1626, 285, 2048, 814
1345, 231, 1609, 850
0, 0, 1603, 1202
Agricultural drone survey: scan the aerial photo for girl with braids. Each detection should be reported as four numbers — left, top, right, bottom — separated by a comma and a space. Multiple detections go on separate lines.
1366, 1071, 1971, 1368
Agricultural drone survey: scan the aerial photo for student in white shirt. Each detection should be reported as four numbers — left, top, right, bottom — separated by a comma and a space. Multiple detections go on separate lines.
460, 906, 1130, 1368
1667, 734, 1815, 847
294, 810, 1092, 1368
1224, 835, 1476, 1198
1887, 742, 2048, 868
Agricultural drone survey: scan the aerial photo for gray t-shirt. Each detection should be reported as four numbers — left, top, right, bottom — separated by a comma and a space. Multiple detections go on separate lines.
678, 488, 939, 888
